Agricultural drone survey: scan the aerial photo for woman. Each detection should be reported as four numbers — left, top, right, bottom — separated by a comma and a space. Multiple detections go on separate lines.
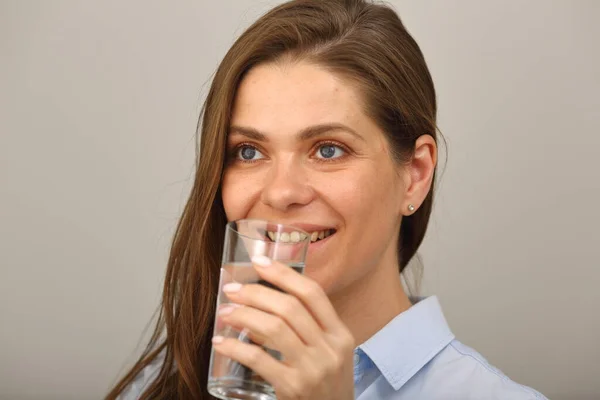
107, 0, 547, 399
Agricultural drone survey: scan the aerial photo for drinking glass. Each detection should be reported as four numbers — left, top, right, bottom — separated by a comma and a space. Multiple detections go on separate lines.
208, 219, 310, 400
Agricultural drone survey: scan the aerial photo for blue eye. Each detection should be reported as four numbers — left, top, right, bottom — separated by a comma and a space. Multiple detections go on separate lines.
316, 144, 345, 159
237, 145, 264, 161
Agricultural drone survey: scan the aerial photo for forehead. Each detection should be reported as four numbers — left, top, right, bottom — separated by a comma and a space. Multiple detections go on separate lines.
231, 61, 366, 132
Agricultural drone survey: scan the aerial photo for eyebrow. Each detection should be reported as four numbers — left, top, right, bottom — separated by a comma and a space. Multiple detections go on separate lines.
228, 123, 365, 142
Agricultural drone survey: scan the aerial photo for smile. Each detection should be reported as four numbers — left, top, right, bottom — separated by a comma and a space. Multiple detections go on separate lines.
266, 229, 336, 243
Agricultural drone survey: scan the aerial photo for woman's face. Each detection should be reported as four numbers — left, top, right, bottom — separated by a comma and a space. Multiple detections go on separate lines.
221, 61, 410, 296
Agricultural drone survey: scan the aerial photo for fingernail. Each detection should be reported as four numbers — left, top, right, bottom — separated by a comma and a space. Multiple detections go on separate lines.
223, 283, 242, 293
252, 255, 272, 267
218, 305, 235, 315
212, 336, 224, 344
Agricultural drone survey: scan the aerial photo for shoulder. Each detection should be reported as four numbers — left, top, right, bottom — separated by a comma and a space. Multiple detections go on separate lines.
116, 351, 166, 400
401, 339, 548, 400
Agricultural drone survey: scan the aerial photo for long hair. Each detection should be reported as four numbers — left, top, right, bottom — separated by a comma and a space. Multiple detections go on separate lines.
106, 0, 439, 398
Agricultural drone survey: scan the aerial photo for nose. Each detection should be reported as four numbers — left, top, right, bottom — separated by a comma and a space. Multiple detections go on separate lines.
260, 156, 314, 212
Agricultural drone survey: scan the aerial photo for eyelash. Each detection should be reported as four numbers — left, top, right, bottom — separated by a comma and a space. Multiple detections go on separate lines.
313, 141, 350, 163
228, 142, 264, 164
229, 141, 351, 164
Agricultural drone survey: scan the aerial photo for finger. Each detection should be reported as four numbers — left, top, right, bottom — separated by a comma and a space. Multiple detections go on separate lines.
212, 336, 291, 389
251, 256, 345, 334
218, 304, 305, 362
223, 281, 324, 346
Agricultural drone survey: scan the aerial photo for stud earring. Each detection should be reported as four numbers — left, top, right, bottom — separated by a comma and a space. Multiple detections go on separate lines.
408, 204, 415, 213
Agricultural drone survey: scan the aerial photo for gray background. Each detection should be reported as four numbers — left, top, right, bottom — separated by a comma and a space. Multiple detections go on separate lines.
1, 1, 598, 399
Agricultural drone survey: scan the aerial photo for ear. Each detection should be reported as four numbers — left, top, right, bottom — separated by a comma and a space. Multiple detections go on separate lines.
401, 134, 437, 215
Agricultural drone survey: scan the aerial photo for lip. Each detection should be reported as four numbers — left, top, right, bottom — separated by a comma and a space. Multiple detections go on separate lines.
265, 222, 337, 234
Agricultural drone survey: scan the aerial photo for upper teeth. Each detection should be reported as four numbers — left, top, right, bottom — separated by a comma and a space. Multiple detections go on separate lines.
267, 229, 333, 243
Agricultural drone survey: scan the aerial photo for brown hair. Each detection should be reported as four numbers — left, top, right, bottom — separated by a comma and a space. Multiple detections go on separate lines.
106, 0, 439, 398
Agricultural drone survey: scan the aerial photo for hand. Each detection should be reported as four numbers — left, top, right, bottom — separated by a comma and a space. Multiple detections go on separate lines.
212, 255, 355, 400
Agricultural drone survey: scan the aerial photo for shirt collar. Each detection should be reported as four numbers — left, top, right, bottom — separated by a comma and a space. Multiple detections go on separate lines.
357, 296, 455, 390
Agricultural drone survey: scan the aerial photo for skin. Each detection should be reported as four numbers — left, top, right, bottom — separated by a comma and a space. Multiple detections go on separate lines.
215, 61, 437, 399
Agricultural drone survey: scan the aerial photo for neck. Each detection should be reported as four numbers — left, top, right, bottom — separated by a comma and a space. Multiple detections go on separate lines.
329, 256, 412, 346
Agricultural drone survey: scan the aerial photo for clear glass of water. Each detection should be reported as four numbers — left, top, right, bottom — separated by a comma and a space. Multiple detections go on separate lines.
208, 219, 311, 400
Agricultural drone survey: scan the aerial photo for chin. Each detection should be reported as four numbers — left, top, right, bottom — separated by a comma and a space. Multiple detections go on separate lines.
303, 264, 346, 296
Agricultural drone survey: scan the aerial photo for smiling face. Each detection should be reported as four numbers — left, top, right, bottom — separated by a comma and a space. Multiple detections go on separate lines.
221, 61, 409, 296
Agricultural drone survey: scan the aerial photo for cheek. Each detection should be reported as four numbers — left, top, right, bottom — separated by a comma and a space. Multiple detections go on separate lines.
310, 167, 403, 294
326, 166, 403, 265
221, 169, 262, 221
323, 165, 402, 223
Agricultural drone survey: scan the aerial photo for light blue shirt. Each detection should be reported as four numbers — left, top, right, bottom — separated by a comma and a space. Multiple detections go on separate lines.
119, 296, 548, 399
353, 296, 547, 400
